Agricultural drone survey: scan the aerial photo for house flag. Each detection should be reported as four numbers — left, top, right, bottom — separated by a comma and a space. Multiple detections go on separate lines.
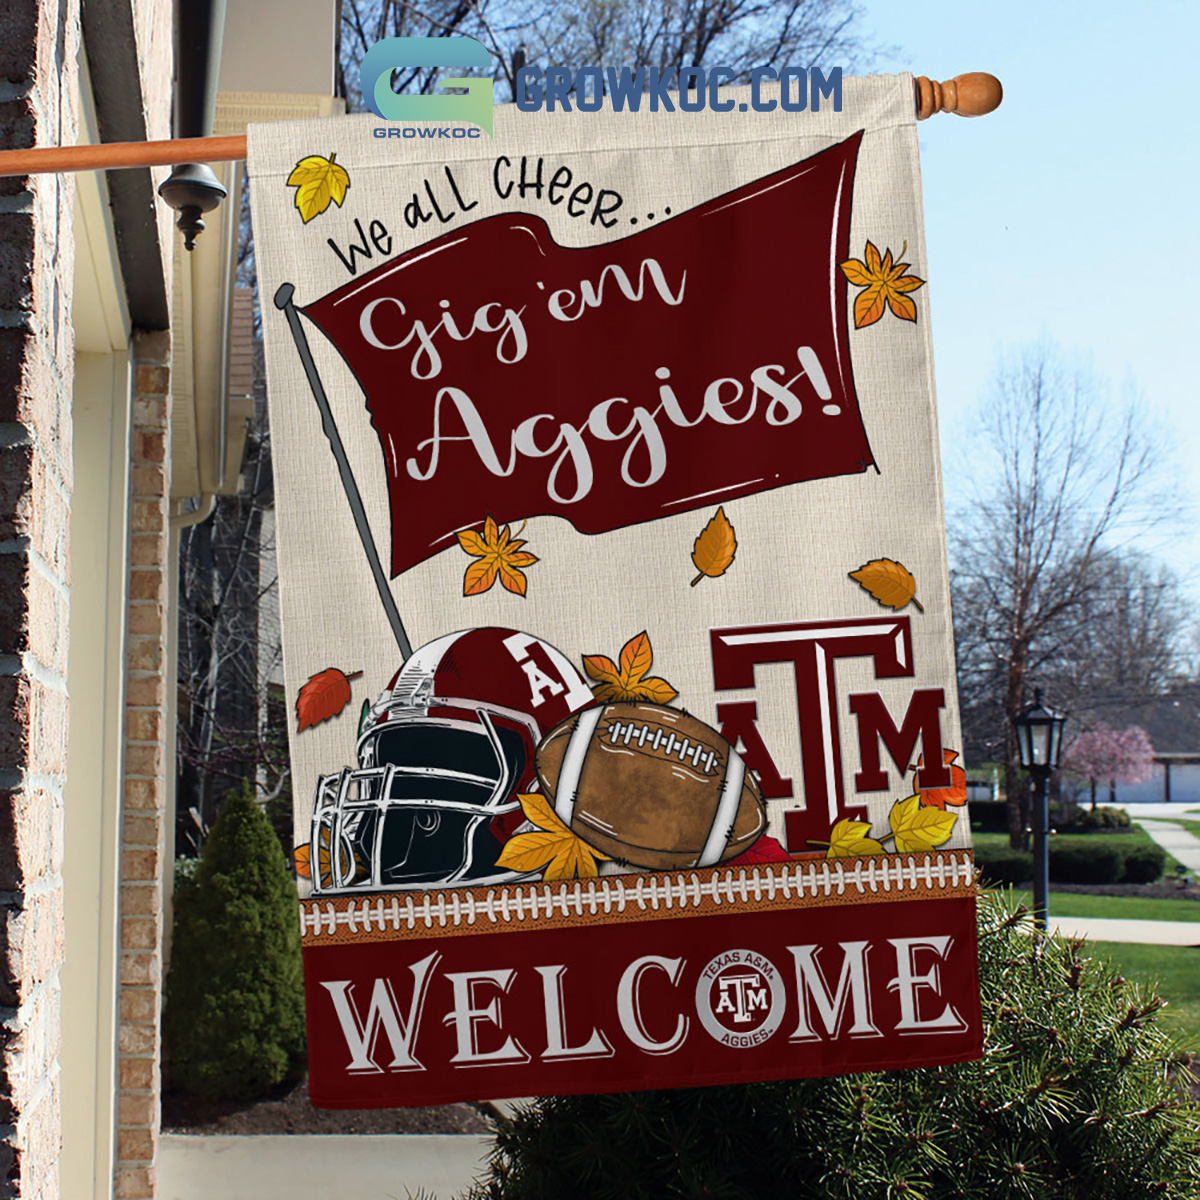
248, 73, 982, 1109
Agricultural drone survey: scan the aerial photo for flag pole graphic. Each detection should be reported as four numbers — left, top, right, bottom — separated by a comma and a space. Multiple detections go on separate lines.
274, 282, 413, 660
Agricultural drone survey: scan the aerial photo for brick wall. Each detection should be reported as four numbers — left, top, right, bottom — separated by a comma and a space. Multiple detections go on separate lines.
114, 333, 172, 1200
0, 1, 80, 1197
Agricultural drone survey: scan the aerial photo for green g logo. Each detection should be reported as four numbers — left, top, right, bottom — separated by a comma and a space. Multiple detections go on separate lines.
361, 37, 494, 136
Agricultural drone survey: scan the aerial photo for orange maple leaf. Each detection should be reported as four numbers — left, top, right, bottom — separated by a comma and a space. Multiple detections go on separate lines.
840, 240, 925, 328
293, 843, 312, 879
582, 630, 678, 704
912, 749, 968, 811
456, 515, 539, 597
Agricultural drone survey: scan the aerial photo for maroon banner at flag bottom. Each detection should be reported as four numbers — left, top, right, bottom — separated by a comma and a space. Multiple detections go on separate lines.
301, 132, 869, 579
302, 868, 981, 1108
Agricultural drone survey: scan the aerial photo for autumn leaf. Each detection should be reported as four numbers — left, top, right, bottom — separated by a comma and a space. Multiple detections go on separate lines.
826, 818, 885, 859
888, 794, 958, 853
728, 835, 792, 867
840, 239, 926, 328
691, 506, 737, 586
286, 153, 350, 224
848, 558, 924, 612
456, 515, 539, 597
912, 749, 968, 811
495, 793, 611, 881
582, 631, 678, 704
294, 843, 312, 879
296, 667, 363, 731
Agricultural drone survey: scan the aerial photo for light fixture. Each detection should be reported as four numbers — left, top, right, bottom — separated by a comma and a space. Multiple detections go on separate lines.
157, 163, 227, 251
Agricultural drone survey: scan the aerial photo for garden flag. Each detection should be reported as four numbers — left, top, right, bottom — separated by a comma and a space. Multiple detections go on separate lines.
248, 73, 982, 1109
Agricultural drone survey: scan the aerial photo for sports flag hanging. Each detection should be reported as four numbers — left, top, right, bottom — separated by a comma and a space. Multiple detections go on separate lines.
248, 73, 982, 1110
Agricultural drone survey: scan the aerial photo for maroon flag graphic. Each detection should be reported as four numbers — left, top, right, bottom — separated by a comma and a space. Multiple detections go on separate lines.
302, 131, 869, 579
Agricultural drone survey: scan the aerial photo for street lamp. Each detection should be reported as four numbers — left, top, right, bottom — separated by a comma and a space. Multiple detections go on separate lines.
1013, 688, 1067, 930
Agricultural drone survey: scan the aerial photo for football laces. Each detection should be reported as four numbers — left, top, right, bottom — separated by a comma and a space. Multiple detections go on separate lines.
604, 719, 719, 775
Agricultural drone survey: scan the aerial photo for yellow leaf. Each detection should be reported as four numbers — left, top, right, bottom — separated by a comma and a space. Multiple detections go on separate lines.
887, 291, 918, 322
826, 817, 885, 859
839, 238, 925, 329
286, 153, 350, 224
463, 558, 499, 596
495, 829, 568, 873
516, 791, 569, 837
619, 631, 653, 684
853, 282, 887, 329
584, 632, 679, 704
457, 515, 539, 598
456, 529, 489, 557
635, 676, 679, 705
888, 794, 958, 853
495, 793, 611, 880
839, 258, 874, 287
690, 506, 737, 586
582, 654, 621, 686
848, 558, 924, 613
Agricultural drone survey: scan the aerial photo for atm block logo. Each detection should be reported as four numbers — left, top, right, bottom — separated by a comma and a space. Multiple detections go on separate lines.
361, 36, 494, 135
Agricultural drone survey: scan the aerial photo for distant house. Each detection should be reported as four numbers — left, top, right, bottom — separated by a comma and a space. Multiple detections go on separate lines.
1078, 684, 1200, 805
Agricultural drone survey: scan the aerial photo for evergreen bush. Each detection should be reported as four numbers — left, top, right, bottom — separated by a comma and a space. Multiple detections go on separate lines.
968, 801, 1010, 834
1122, 844, 1167, 884
164, 780, 306, 1100
467, 891, 1200, 1200
973, 844, 1032, 885
1049, 841, 1124, 884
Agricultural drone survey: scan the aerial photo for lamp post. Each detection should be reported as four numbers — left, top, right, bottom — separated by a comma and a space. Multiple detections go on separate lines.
1013, 689, 1067, 930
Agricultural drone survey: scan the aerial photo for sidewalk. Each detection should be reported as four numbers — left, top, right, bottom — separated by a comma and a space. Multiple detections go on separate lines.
1133, 817, 1200, 873
159, 1134, 491, 1200
1048, 916, 1200, 946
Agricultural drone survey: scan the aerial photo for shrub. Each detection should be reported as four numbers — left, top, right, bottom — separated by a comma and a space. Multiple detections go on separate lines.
1050, 800, 1087, 830
1077, 805, 1132, 831
973, 843, 1032, 886
164, 781, 306, 1101
468, 892, 1200, 1200
1122, 844, 1167, 884
968, 801, 1010, 834
1049, 840, 1124, 884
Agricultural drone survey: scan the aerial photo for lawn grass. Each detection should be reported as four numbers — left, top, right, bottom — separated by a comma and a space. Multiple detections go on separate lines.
973, 829, 1159, 851
1174, 819, 1200, 842
1083, 941, 1200, 1041
1006, 888, 1200, 923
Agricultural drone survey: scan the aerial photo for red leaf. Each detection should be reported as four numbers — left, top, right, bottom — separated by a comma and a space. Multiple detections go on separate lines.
912, 749, 968, 811
726, 835, 791, 867
296, 667, 358, 731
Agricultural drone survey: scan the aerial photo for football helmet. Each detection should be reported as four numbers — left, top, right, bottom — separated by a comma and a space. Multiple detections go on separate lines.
309, 627, 594, 893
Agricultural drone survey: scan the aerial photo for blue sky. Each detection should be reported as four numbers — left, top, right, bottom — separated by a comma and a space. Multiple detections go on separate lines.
865, 1, 1199, 598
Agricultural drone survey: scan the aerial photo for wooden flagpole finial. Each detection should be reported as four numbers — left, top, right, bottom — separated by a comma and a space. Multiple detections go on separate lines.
915, 73, 1002, 120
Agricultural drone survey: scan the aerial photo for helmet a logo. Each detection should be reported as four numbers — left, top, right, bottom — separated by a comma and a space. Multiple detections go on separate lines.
519, 660, 565, 707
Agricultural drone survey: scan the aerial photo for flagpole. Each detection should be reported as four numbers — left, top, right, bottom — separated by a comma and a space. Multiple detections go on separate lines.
0, 73, 1003, 177
274, 282, 413, 660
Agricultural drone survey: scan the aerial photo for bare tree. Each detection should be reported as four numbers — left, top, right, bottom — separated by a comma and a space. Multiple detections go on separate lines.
949, 346, 1177, 849
176, 344, 291, 855
336, 0, 877, 108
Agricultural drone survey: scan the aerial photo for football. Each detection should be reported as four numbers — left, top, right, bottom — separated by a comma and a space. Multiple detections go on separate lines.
535, 702, 766, 870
